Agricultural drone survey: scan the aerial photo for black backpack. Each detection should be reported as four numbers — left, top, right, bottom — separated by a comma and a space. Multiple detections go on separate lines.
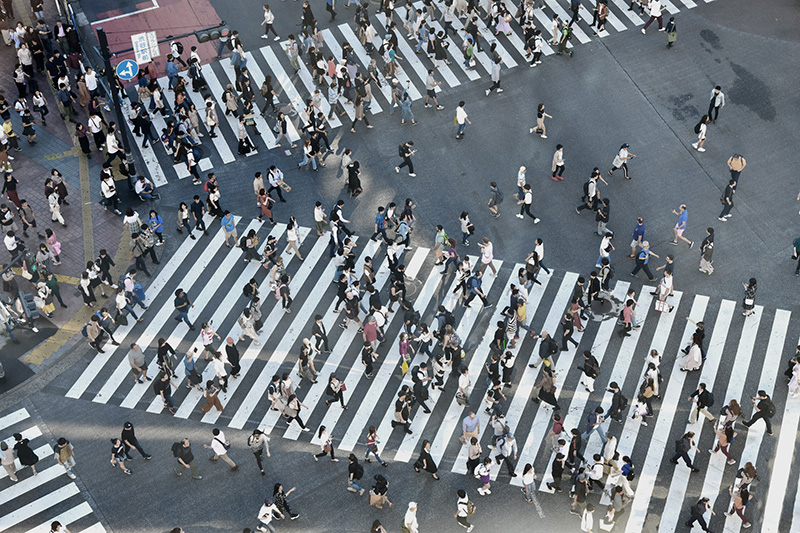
398, 144, 405, 157
582, 180, 591, 200
674, 439, 684, 453
405, 308, 420, 327
172, 442, 182, 457
705, 391, 715, 407
694, 121, 703, 134
766, 400, 776, 418
174, 41, 184, 55
354, 462, 364, 479
239, 235, 248, 250
411, 365, 420, 384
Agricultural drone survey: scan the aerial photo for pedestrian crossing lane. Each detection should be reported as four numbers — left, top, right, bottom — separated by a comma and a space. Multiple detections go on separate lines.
450, 265, 551, 474
157, 225, 310, 416
338, 24, 395, 107
365, 19, 424, 101
67, 215, 214, 400
762, 329, 800, 533
284, 43, 351, 125
337, 254, 448, 452
411, 2, 482, 79
718, 311, 789, 533
425, 261, 506, 467
381, 258, 478, 460
261, 241, 393, 435
303, 248, 429, 444
185, 231, 328, 421
659, 304, 761, 533
317, 30, 359, 121
624, 294, 709, 532
227, 238, 375, 430
118, 219, 263, 410
536, 282, 629, 489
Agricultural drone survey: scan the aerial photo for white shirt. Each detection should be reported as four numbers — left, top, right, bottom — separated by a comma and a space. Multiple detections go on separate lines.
258, 503, 277, 524
268, 169, 283, 187
456, 496, 470, 517
456, 106, 468, 125
106, 132, 120, 153
314, 206, 325, 222
458, 373, 470, 392
517, 169, 526, 188
115, 292, 127, 310
85, 71, 98, 91
4, 234, 16, 252
599, 236, 612, 258
481, 242, 493, 264
698, 123, 707, 140
210, 431, 229, 455
524, 191, 533, 205
648, 0, 662, 16
522, 468, 535, 486
88, 115, 103, 134
535, 242, 545, 262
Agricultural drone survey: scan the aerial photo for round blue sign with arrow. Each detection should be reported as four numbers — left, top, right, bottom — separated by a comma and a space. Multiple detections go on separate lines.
116, 59, 139, 81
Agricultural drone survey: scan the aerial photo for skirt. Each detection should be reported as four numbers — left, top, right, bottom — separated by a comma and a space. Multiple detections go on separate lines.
315, 220, 327, 233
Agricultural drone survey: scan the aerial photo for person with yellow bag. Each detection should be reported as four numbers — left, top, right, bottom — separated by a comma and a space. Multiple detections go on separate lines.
399, 332, 414, 375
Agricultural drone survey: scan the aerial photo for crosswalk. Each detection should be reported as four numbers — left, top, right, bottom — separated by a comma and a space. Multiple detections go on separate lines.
0, 408, 106, 533
122, 0, 716, 186
54, 214, 800, 530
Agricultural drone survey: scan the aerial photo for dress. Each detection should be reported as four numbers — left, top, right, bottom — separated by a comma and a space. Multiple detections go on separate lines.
496, 13, 512, 35
789, 362, 800, 398
742, 284, 756, 311
416, 448, 438, 473
681, 344, 702, 371
569, 301, 583, 330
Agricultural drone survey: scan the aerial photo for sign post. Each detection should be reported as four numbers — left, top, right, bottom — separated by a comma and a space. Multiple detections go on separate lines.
115, 59, 139, 81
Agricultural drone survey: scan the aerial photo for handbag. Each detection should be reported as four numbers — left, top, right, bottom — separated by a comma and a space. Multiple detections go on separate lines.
115, 311, 129, 326
654, 300, 668, 313
467, 223, 475, 234
214, 437, 231, 451
369, 490, 381, 506
340, 382, 347, 392
323, 443, 332, 453
744, 298, 754, 306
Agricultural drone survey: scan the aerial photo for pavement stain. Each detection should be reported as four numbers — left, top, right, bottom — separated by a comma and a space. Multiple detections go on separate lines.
700, 29, 723, 50
728, 61, 777, 122
667, 93, 699, 122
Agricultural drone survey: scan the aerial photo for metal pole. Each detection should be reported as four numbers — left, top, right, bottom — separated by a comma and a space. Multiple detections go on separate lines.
96, 26, 137, 191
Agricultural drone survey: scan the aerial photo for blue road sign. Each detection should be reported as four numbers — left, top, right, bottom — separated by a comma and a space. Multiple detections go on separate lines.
115, 59, 139, 81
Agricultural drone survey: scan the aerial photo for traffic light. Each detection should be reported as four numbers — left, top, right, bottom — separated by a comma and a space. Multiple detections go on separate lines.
19, 291, 39, 320
195, 24, 228, 43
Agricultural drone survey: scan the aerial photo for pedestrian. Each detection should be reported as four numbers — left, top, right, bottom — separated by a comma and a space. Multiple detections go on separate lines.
53, 437, 77, 479
494, 432, 518, 477
709, 424, 737, 465
173, 289, 195, 329
692, 115, 710, 152
477, 237, 498, 276
516, 184, 541, 223
395, 140, 417, 177
247, 429, 270, 475
172, 438, 201, 479
665, 16, 677, 47
547, 453, 566, 493
698, 228, 714, 275
313, 425, 338, 462
120, 421, 151, 460
670, 204, 694, 248
0, 441, 18, 481
455, 101, 471, 139
719, 179, 735, 221
727, 154, 746, 189
595, 199, 611, 236
688, 383, 716, 424
530, 103, 551, 138
463, 270, 491, 308
261, 5, 280, 41
256, 498, 283, 532
413, 439, 440, 479
741, 277, 757, 317
640, 0, 663, 33
608, 143, 636, 180
684, 497, 714, 531
742, 389, 774, 435
204, 428, 237, 471
13, 432, 38, 476
485, 56, 503, 96
551, 144, 565, 181
110, 438, 132, 475
727, 484, 753, 528
487, 181, 503, 218
476, 457, 492, 495
455, 489, 475, 531
630, 241, 658, 280
670, 432, 701, 472
708, 85, 726, 123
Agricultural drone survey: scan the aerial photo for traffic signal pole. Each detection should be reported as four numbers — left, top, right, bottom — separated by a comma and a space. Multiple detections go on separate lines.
96, 27, 137, 190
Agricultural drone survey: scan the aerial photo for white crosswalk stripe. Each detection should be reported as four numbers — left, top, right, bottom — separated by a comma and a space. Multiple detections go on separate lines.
0, 409, 106, 533
53, 210, 800, 532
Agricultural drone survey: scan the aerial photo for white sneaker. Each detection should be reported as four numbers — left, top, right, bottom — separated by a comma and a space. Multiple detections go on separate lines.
485, 89, 490, 96
261, 35, 268, 39
496, 88, 503, 93
516, 214, 523, 219
541, 134, 547, 138
395, 166, 400, 173
533, 218, 541, 224
529, 128, 534, 133
641, 28, 646, 34
697, 147, 706, 152
692, 142, 698, 149
274, 36, 281, 41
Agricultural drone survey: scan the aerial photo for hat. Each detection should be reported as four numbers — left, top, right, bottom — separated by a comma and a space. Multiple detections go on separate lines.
124, 422, 133, 428
264, 498, 274, 506
408, 502, 417, 509
621, 143, 630, 148
226, 337, 234, 344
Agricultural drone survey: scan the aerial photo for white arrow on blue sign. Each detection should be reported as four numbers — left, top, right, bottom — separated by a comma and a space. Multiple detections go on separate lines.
116, 59, 139, 81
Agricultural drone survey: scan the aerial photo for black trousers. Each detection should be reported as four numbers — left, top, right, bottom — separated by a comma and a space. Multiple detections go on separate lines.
398, 156, 414, 174
267, 184, 285, 201
631, 260, 654, 279
744, 411, 772, 433
708, 102, 721, 121
670, 449, 693, 468
315, 333, 330, 351
519, 203, 537, 219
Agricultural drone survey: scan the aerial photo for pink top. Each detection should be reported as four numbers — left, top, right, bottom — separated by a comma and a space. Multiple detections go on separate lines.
47, 233, 61, 255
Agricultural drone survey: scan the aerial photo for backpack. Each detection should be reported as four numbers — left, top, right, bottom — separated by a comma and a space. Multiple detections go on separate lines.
705, 391, 715, 407
275, 283, 285, 300
354, 462, 364, 479
171, 442, 182, 457
766, 400, 776, 418
466, 500, 476, 516
411, 365, 420, 384
582, 180, 591, 200
444, 310, 456, 327
398, 144, 405, 157
674, 439, 684, 453
174, 41, 184, 55
81, 322, 90, 337
618, 393, 629, 411
243, 283, 254, 298
405, 308, 420, 327
495, 190, 504, 204
694, 121, 702, 134
239, 235, 248, 250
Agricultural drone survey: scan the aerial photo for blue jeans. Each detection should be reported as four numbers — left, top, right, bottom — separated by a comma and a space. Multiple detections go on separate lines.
175, 310, 193, 328
168, 75, 177, 89
365, 447, 384, 464
442, 257, 458, 274
349, 480, 364, 492
162, 389, 175, 408
4, 322, 17, 342
457, 123, 466, 137
122, 304, 139, 320
299, 153, 317, 170
462, 232, 469, 244
581, 425, 608, 445
126, 291, 146, 309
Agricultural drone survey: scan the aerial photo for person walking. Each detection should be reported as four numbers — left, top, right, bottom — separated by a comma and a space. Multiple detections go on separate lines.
698, 228, 714, 275
13, 433, 39, 477
727, 154, 746, 189
669, 432, 701, 472
488, 182, 503, 218
247, 429, 270, 475
485, 57, 503, 97
261, 5, 280, 41
684, 497, 714, 531
530, 103, 551, 138
692, 115, 710, 152
455, 101, 471, 139
256, 498, 283, 532
742, 389, 774, 435
494, 432, 519, 477
719, 179, 735, 221
608, 144, 636, 180
708, 86, 726, 123
516, 184, 541, 223
172, 438, 202, 479
204, 428, 238, 471
670, 204, 693, 248
455, 490, 475, 531
402, 502, 419, 533
1, 441, 19, 481
630, 241, 658, 280
347, 453, 366, 495
640, 0, 664, 33
395, 140, 417, 177
121, 422, 151, 460
313, 425, 338, 462
741, 277, 757, 317
665, 16, 677, 47
688, 383, 716, 424
110, 438, 132, 475
551, 144, 565, 181
727, 484, 753, 528
53, 437, 77, 479
413, 439, 440, 479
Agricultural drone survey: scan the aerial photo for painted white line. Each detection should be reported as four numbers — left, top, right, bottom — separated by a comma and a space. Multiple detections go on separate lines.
0, 483, 81, 532
450, 266, 551, 474
304, 249, 429, 444
219, 51, 279, 149
368, 17, 424, 99
119, 100, 169, 186
1, 464, 66, 504
721, 310, 790, 533
624, 295, 709, 533
0, 442, 49, 479
259, 46, 310, 140
607, 0, 646, 25
0, 408, 29, 432
338, 24, 393, 108
90, 0, 158, 24
178, 69, 237, 165
67, 215, 213, 400
25, 502, 94, 533
397, 6, 460, 88
584, 0, 627, 32
413, 3, 482, 79
660, 304, 760, 533
284, 43, 348, 126
543, 0, 592, 43
77, 524, 106, 533
202, 67, 262, 157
